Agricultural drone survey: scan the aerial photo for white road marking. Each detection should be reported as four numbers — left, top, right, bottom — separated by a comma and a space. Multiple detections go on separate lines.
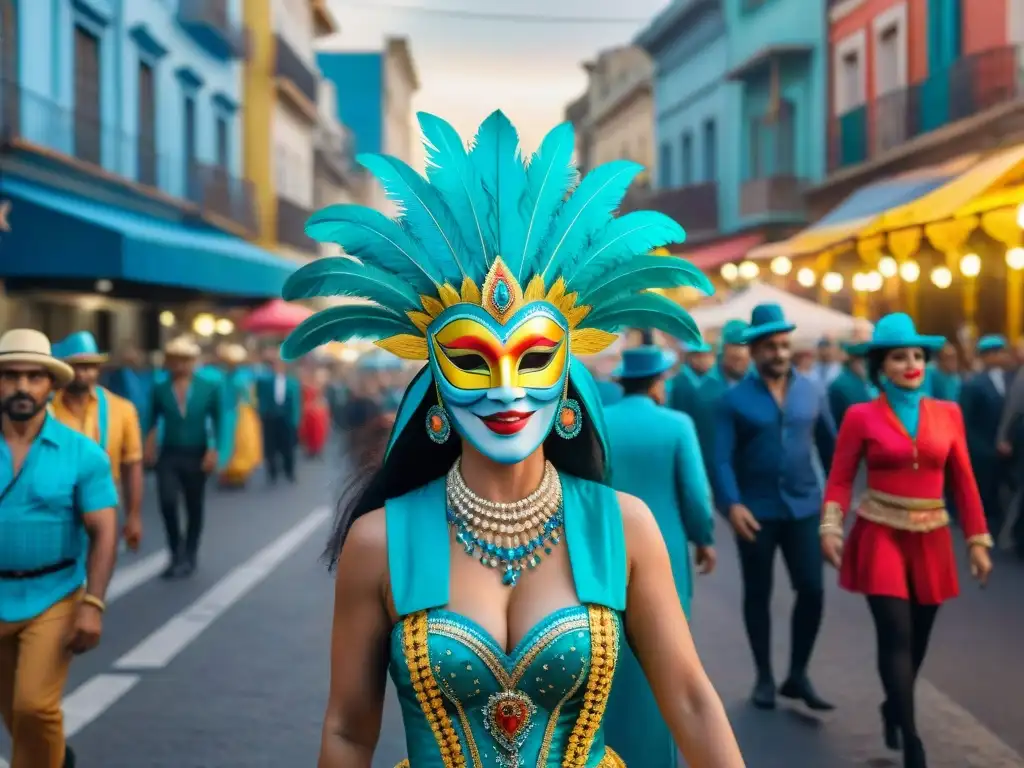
63, 674, 141, 738
106, 551, 170, 603
114, 507, 329, 670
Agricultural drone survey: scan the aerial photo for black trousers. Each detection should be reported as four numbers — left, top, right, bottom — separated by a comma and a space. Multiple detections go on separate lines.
156, 447, 207, 559
973, 455, 1009, 535
262, 414, 296, 482
735, 514, 824, 681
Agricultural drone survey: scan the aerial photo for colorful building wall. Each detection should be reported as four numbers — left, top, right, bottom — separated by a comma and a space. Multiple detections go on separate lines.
316, 52, 385, 155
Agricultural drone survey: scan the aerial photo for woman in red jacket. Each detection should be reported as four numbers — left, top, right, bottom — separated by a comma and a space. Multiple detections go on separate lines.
819, 313, 993, 768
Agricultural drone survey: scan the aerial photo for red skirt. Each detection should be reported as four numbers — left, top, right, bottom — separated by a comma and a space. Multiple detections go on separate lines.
839, 517, 959, 604
299, 404, 329, 456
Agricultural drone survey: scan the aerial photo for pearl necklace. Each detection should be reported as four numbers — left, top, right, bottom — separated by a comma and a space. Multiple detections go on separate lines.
446, 459, 563, 587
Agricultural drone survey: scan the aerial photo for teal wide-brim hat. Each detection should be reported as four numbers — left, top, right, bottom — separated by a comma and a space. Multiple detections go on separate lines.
863, 313, 946, 352
740, 303, 795, 344
842, 340, 869, 357
613, 345, 678, 379
977, 334, 1008, 353
52, 331, 108, 364
684, 341, 713, 354
720, 319, 749, 348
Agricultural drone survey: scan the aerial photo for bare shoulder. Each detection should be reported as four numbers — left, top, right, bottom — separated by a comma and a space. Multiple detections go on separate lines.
337, 507, 389, 584
616, 491, 663, 552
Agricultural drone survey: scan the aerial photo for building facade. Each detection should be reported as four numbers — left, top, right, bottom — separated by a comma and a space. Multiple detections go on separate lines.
0, 0, 292, 351
313, 78, 363, 255
317, 38, 419, 215
563, 92, 592, 173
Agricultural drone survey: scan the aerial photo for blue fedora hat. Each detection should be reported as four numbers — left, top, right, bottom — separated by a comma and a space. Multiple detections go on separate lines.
842, 340, 870, 357
52, 331, 108, 364
740, 303, 796, 344
863, 313, 945, 352
720, 319, 749, 347
977, 334, 1008, 353
685, 341, 713, 354
613, 345, 678, 379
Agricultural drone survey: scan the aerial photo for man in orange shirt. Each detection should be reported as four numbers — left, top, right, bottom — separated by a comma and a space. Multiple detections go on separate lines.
51, 332, 144, 550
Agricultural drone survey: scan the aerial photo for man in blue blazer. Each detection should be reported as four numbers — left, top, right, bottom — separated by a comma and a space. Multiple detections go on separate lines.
603, 344, 715, 768
711, 303, 837, 711
255, 351, 302, 484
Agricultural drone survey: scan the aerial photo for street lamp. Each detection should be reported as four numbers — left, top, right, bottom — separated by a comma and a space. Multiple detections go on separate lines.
821, 272, 843, 293
959, 253, 981, 277
898, 260, 920, 282
877, 256, 898, 278
770, 256, 792, 276
796, 267, 816, 287
930, 266, 953, 289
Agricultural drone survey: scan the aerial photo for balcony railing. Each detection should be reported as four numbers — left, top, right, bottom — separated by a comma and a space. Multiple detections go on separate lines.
178, 0, 249, 60
314, 126, 355, 187
186, 161, 258, 234
740, 176, 806, 217
277, 196, 317, 253
831, 45, 1024, 171
275, 35, 318, 106
623, 182, 719, 236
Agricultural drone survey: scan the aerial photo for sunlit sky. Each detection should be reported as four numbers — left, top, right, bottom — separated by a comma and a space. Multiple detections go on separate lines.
322, 0, 668, 167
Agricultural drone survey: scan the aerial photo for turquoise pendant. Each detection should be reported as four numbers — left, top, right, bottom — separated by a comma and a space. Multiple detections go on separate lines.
447, 507, 564, 587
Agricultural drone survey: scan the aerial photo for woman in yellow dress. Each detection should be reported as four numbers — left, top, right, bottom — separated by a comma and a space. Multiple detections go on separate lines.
218, 343, 263, 487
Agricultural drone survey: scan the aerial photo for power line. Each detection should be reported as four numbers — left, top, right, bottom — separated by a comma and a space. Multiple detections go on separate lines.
331, 2, 649, 24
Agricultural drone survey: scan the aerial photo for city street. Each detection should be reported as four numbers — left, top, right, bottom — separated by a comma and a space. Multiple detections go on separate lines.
1, 454, 1023, 767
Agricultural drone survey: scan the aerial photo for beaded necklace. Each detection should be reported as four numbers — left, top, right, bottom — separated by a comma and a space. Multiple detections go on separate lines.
446, 458, 563, 587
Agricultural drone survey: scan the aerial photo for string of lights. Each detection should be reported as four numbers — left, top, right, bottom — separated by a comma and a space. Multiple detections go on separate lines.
330, 2, 650, 24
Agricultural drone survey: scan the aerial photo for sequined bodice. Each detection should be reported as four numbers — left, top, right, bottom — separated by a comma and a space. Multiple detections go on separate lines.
389, 605, 625, 767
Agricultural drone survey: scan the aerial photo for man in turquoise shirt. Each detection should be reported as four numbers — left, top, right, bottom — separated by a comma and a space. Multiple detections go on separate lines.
603, 344, 715, 768
0, 329, 118, 768
827, 341, 878, 428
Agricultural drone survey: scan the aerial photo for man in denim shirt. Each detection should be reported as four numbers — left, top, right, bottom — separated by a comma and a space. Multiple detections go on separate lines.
0, 329, 119, 768
711, 304, 837, 711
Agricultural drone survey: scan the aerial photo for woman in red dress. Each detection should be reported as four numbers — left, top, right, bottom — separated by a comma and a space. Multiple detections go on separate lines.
819, 313, 993, 768
298, 366, 330, 457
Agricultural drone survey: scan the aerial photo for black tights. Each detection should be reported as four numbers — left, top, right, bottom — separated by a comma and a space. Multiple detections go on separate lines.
867, 596, 940, 738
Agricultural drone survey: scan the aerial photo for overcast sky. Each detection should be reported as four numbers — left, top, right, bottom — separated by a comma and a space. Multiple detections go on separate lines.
323, 0, 668, 166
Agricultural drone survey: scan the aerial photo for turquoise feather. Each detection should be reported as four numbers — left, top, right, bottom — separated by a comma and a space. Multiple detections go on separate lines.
470, 111, 530, 280
519, 122, 576, 282
281, 305, 414, 361
582, 293, 703, 346
357, 153, 470, 283
304, 204, 439, 292
417, 112, 493, 271
534, 159, 644, 280
564, 211, 685, 289
577, 255, 714, 308
282, 257, 422, 312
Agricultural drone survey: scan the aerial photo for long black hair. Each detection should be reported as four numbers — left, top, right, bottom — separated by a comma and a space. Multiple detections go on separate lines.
866, 346, 931, 388
323, 369, 607, 570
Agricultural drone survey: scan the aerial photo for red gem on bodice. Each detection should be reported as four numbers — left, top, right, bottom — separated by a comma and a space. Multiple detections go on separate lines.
495, 700, 526, 738
486, 690, 534, 746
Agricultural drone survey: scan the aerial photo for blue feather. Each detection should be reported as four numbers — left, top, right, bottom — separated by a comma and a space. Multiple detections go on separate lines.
518, 122, 575, 281
305, 205, 439, 292
564, 212, 686, 289
581, 293, 703, 346
470, 111, 530, 280
576, 255, 714, 308
358, 153, 470, 283
282, 305, 414, 361
417, 112, 493, 270
535, 159, 644, 281
282, 257, 422, 313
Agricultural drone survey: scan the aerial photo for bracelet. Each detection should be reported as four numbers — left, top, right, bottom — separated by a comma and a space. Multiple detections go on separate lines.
81, 594, 106, 613
819, 502, 844, 538
966, 533, 994, 549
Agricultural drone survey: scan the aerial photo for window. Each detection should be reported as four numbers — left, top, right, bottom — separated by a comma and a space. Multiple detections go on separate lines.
183, 95, 197, 200
1, 0, 19, 132
702, 119, 717, 181
659, 142, 672, 187
833, 30, 866, 115
216, 115, 229, 168
873, 4, 907, 96
137, 61, 156, 186
73, 25, 101, 164
749, 101, 795, 178
681, 131, 693, 186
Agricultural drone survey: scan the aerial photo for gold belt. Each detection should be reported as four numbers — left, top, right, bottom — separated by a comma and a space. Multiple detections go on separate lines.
393, 746, 626, 767
857, 490, 949, 532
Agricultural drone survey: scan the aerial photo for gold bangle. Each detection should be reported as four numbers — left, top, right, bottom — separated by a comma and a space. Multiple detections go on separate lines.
819, 524, 843, 539
81, 594, 106, 613
966, 533, 994, 549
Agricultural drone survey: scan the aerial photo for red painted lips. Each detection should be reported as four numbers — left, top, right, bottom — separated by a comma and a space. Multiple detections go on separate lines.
479, 410, 534, 435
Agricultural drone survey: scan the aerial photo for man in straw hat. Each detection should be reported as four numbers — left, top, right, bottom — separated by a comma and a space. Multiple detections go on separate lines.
50, 331, 145, 552
143, 336, 222, 579
0, 329, 119, 768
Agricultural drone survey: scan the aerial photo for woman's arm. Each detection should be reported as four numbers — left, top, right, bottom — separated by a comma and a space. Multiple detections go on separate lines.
619, 492, 745, 768
319, 510, 392, 768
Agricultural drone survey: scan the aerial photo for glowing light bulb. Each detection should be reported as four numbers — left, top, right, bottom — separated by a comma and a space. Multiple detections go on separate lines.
877, 256, 897, 278
770, 256, 792, 276
930, 266, 952, 289
899, 260, 920, 283
959, 253, 981, 277
720, 263, 739, 281
796, 267, 816, 287
821, 272, 843, 293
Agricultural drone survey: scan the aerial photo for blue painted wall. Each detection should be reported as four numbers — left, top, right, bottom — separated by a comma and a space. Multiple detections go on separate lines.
317, 52, 384, 155
12, 0, 244, 200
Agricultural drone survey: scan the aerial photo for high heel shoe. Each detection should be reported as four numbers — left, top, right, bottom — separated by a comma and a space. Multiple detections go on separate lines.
903, 734, 927, 768
881, 701, 901, 750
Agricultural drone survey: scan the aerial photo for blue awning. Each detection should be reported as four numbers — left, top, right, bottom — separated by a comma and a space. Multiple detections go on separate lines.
0, 177, 295, 298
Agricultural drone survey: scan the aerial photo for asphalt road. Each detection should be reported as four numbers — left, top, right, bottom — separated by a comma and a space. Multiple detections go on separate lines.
1, 453, 1022, 767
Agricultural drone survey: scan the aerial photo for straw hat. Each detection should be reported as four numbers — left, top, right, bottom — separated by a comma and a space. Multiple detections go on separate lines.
164, 335, 202, 359
221, 343, 248, 365
0, 329, 75, 388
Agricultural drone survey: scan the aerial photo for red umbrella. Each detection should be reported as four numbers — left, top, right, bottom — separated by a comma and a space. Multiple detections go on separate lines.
241, 299, 312, 335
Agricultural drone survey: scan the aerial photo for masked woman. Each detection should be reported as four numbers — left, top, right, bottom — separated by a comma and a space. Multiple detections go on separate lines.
283, 110, 745, 768
819, 313, 993, 768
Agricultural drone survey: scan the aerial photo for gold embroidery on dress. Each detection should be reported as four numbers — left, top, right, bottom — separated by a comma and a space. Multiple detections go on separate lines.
599, 747, 626, 766
403, 611, 466, 767
535, 648, 589, 766
562, 606, 619, 767
439, 679, 484, 768
859, 491, 949, 532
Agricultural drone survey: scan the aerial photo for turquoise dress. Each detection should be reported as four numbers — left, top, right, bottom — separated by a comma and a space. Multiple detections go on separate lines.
385, 474, 629, 767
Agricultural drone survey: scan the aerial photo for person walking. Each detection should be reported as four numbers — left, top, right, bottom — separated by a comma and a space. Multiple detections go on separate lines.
51, 331, 145, 551
603, 344, 716, 768
710, 303, 837, 711
0, 329, 119, 768
144, 336, 221, 579
828, 341, 878, 428
255, 351, 301, 484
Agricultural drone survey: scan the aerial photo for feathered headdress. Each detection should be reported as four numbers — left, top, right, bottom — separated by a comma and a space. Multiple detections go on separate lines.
281, 110, 712, 360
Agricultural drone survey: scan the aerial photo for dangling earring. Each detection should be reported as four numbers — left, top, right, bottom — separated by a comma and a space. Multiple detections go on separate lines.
554, 378, 582, 440
425, 385, 451, 444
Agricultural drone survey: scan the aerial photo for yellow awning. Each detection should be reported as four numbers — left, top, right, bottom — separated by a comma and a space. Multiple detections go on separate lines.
858, 144, 1024, 237
747, 220, 870, 261
958, 181, 1024, 216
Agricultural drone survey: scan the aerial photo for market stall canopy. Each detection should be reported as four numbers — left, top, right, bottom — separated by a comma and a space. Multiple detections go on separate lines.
689, 282, 869, 345
240, 299, 313, 335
